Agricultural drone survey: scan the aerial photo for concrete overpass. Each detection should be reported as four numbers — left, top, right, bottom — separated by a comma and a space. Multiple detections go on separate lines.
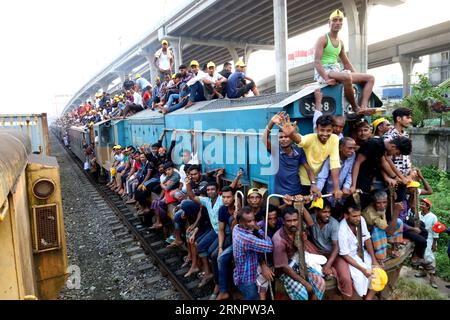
63, 0, 405, 114
258, 20, 450, 94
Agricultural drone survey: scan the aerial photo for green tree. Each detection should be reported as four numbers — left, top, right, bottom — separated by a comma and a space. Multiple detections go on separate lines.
402, 74, 449, 127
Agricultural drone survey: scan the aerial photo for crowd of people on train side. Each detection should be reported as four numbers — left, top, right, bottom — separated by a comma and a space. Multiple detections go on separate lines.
99, 101, 447, 300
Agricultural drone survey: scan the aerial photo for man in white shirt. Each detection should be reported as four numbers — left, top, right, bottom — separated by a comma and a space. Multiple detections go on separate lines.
338, 204, 379, 300
154, 40, 174, 79
202, 61, 227, 100
185, 60, 207, 108
122, 87, 144, 119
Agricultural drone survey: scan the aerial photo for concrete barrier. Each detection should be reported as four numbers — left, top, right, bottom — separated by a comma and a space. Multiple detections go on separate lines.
409, 127, 450, 172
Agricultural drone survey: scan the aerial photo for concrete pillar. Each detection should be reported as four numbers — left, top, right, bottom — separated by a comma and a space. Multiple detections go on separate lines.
244, 48, 254, 68
393, 56, 421, 97
171, 37, 183, 71
342, 0, 368, 73
227, 47, 240, 65
273, 0, 289, 92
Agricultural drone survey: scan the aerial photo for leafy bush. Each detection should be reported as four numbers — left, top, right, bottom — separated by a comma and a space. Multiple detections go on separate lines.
402, 74, 449, 127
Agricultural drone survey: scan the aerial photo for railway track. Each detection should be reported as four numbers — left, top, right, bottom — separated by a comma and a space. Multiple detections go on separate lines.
59, 138, 213, 300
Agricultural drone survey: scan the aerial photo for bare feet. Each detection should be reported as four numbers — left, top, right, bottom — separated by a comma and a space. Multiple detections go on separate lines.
216, 292, 230, 300
184, 267, 200, 278
198, 273, 214, 287
185, 100, 194, 109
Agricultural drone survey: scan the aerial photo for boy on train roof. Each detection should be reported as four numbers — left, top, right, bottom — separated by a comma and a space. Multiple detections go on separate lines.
314, 9, 375, 117
226, 60, 259, 99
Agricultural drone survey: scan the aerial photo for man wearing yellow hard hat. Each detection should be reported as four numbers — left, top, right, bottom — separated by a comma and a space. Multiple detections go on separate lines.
314, 9, 376, 117
184, 59, 207, 109
202, 61, 227, 101
226, 59, 259, 99
154, 39, 174, 79
372, 117, 391, 138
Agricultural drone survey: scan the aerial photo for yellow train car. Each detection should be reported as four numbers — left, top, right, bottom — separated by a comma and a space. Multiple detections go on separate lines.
0, 129, 67, 300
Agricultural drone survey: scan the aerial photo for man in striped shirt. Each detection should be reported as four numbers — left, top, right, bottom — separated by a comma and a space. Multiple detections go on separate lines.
232, 206, 273, 300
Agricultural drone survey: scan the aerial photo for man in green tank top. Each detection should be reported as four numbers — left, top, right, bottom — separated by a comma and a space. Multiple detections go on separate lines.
314, 9, 375, 117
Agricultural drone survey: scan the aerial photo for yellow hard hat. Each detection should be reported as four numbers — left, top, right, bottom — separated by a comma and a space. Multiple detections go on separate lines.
161, 39, 168, 45
371, 267, 388, 292
407, 181, 421, 188
190, 60, 199, 67
207, 61, 216, 68
135, 73, 141, 80
235, 60, 246, 68
171, 73, 176, 79
247, 188, 263, 197
330, 9, 345, 20
110, 167, 117, 177
372, 117, 387, 133
112, 145, 122, 150
310, 197, 324, 210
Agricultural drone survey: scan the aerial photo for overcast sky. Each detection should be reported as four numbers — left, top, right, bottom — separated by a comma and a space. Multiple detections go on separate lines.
0, 0, 449, 118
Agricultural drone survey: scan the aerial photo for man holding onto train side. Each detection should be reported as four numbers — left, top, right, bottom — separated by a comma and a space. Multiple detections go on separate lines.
300, 199, 353, 299
350, 136, 412, 209
154, 40, 174, 79
276, 113, 342, 200
314, 9, 375, 116
272, 207, 326, 300
338, 204, 379, 300
263, 113, 316, 197
316, 137, 356, 211
233, 206, 273, 300
362, 190, 404, 264
226, 60, 259, 99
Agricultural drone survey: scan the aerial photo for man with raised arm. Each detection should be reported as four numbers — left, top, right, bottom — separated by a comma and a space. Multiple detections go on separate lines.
314, 9, 375, 116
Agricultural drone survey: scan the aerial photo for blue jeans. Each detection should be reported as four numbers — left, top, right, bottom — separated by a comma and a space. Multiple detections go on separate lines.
173, 209, 184, 230
238, 283, 259, 300
166, 93, 179, 107
216, 243, 233, 293
189, 81, 205, 102
197, 229, 218, 258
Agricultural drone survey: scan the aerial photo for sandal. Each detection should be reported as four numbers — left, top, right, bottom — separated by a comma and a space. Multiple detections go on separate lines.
209, 293, 218, 300
198, 274, 214, 288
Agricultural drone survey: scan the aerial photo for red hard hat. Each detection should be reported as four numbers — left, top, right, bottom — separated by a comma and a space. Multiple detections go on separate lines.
432, 222, 446, 233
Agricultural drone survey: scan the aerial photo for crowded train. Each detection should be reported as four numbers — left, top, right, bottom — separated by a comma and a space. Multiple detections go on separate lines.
54, 9, 448, 300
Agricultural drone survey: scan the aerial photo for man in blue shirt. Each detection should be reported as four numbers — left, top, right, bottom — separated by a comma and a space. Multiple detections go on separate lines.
263, 113, 315, 197
226, 60, 259, 98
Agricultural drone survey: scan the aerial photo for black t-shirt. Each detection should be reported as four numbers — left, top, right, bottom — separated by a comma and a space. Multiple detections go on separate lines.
219, 70, 232, 79
357, 138, 386, 191
190, 176, 209, 196
218, 205, 235, 234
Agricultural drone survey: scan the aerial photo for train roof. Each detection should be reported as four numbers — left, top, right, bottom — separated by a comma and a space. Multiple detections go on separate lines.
128, 86, 327, 120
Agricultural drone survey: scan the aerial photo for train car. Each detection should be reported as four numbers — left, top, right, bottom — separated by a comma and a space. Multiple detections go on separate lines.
67, 126, 91, 163
0, 129, 67, 300
105, 84, 382, 193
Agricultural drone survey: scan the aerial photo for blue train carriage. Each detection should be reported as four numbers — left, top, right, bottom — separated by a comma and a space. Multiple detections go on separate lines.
163, 83, 382, 194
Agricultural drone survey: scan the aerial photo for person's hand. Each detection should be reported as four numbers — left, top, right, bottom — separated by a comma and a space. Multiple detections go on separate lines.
261, 264, 275, 282
322, 265, 333, 276
386, 178, 398, 188
342, 188, 352, 196
412, 227, 421, 234
305, 283, 315, 296
277, 113, 298, 137
401, 176, 412, 185
190, 129, 195, 136
416, 168, 423, 179
270, 112, 286, 126
283, 195, 294, 206
310, 185, 322, 198
163, 128, 167, 132
237, 169, 244, 178
333, 188, 343, 201
173, 128, 177, 133
184, 176, 191, 185
363, 268, 372, 278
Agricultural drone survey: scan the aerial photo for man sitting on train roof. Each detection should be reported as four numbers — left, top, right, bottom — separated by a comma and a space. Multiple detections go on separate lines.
184, 60, 207, 109
314, 9, 375, 117
135, 73, 152, 97
226, 60, 259, 99
316, 137, 356, 216
219, 62, 233, 97
122, 87, 144, 119
276, 112, 342, 200
362, 190, 404, 263
202, 61, 227, 101
312, 89, 345, 139
272, 206, 326, 300
263, 113, 315, 197
338, 203, 379, 300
